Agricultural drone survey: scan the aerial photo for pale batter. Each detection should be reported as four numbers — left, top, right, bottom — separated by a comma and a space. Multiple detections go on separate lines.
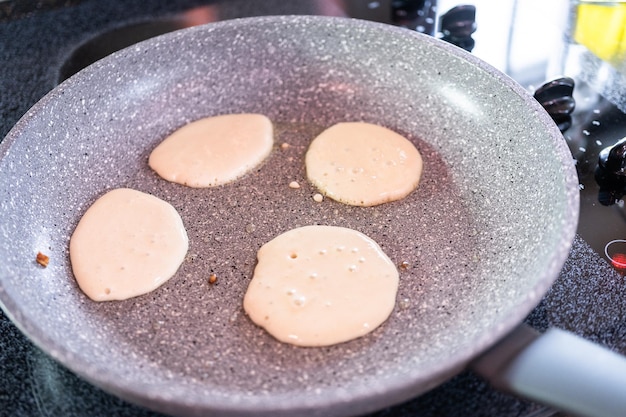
305, 122, 423, 206
149, 113, 273, 187
243, 225, 399, 347
69, 188, 188, 301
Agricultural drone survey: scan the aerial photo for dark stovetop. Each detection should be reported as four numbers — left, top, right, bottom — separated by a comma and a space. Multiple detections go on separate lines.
1, 1, 625, 417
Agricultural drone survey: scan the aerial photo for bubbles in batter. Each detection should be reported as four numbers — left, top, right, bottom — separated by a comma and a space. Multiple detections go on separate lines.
69, 188, 188, 301
149, 113, 273, 187
243, 225, 399, 347
305, 122, 423, 206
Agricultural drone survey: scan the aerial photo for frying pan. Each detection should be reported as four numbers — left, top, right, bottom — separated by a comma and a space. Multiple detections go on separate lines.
1, 15, 625, 417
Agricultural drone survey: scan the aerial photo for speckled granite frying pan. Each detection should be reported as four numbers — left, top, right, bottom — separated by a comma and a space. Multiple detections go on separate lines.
1, 15, 623, 417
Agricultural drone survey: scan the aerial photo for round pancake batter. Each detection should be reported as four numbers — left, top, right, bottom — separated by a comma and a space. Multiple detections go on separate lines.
305, 122, 423, 206
69, 188, 188, 301
149, 113, 273, 187
243, 225, 399, 347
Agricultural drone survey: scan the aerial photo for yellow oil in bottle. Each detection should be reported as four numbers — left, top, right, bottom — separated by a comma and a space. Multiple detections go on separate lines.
574, 1, 626, 67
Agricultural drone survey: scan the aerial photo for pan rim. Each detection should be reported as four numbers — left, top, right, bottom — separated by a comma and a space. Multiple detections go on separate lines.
0, 14, 580, 417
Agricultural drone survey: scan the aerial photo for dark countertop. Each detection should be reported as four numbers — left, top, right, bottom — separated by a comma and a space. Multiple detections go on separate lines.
1, 1, 624, 416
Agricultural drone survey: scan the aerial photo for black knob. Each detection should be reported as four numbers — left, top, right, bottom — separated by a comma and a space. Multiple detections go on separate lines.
439, 5, 476, 52
599, 137, 626, 176
533, 77, 576, 132
595, 137, 626, 205
595, 165, 626, 206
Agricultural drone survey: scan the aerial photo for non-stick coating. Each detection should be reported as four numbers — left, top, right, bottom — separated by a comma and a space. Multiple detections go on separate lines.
0, 16, 578, 417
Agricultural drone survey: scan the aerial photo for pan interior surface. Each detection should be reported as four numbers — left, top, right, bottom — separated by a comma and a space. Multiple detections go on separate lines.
0, 16, 578, 416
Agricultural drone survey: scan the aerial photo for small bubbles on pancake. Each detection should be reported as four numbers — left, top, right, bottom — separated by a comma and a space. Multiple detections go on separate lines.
243, 225, 399, 347
69, 188, 188, 301
305, 122, 423, 207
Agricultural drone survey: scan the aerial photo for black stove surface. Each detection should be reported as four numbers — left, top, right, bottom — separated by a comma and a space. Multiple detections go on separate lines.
565, 91, 626, 271
1, 1, 624, 417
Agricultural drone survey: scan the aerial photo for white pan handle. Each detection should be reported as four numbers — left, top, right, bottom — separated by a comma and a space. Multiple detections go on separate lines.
471, 324, 626, 417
